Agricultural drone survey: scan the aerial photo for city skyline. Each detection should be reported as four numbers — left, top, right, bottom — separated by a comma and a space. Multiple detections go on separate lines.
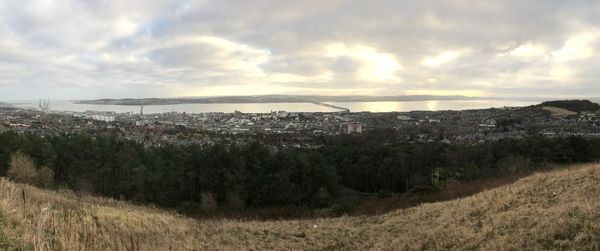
1, 1, 600, 100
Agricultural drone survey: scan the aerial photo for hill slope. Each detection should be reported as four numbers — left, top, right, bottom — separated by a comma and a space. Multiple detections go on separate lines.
538, 99, 600, 113
2, 164, 600, 250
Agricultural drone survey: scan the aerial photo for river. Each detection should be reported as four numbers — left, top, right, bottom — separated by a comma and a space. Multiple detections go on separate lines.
7, 99, 540, 114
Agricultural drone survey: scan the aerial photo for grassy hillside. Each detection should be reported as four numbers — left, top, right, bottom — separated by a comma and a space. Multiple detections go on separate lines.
541, 106, 578, 117
0, 212, 15, 250
2, 164, 600, 250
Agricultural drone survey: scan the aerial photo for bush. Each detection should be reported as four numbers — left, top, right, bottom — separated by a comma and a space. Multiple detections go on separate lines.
176, 201, 201, 214
409, 186, 438, 195
226, 192, 245, 209
377, 189, 392, 199
37, 166, 54, 188
497, 155, 532, 174
330, 202, 357, 216
200, 192, 218, 211
7, 151, 38, 184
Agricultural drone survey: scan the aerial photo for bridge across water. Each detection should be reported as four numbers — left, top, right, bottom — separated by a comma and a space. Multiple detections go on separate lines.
311, 102, 350, 112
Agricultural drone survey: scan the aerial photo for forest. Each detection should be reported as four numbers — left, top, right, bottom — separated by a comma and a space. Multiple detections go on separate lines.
1, 131, 599, 212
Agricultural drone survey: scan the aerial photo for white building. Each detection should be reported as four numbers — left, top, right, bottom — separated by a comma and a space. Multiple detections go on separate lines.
346, 123, 363, 134
92, 115, 115, 122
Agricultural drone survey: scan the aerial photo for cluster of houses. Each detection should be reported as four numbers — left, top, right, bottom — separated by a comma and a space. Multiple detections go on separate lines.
4, 103, 600, 148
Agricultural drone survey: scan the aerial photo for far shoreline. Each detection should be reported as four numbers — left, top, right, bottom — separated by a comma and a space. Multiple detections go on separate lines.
74, 95, 513, 106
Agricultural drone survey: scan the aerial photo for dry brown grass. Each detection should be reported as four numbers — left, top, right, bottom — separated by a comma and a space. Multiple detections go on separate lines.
542, 106, 578, 117
2, 163, 600, 250
353, 169, 538, 216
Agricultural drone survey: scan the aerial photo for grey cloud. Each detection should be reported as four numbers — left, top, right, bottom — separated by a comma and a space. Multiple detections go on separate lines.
148, 44, 223, 68
260, 56, 328, 76
2, 0, 600, 99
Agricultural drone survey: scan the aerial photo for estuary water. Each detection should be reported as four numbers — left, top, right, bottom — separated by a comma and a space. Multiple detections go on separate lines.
8, 99, 539, 114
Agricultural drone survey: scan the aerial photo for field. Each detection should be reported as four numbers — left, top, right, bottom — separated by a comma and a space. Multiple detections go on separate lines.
2, 164, 600, 250
541, 106, 578, 116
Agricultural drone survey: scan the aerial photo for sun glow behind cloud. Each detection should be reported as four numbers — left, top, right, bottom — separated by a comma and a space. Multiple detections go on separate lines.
421, 51, 462, 67
324, 43, 401, 82
549, 65, 572, 80
551, 32, 599, 62
113, 17, 138, 37
545, 31, 599, 83
509, 43, 546, 58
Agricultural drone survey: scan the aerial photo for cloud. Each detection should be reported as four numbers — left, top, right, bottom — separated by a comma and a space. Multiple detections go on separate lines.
551, 31, 599, 62
1, 0, 600, 99
508, 43, 547, 58
421, 51, 462, 67
324, 43, 402, 82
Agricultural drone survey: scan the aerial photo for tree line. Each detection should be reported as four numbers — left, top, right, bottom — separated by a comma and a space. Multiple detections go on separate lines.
1, 131, 599, 211
538, 100, 600, 112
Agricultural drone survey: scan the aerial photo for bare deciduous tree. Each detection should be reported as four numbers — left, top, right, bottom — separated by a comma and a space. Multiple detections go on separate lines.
7, 151, 38, 184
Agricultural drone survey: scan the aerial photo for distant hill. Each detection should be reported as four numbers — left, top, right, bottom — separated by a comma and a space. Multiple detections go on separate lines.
3, 164, 600, 250
538, 100, 600, 113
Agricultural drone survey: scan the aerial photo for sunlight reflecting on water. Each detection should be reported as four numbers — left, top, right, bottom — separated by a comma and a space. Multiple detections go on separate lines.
327, 100, 537, 112
426, 101, 439, 111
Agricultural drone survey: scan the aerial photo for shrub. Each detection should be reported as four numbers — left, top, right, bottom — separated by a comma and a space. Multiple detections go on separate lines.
377, 189, 392, 199
200, 192, 218, 211
176, 201, 201, 214
36, 166, 54, 188
226, 192, 245, 209
497, 155, 532, 174
330, 202, 357, 216
6, 151, 38, 184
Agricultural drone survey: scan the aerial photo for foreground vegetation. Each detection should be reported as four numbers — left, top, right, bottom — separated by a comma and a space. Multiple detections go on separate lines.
1, 131, 600, 214
1, 163, 600, 250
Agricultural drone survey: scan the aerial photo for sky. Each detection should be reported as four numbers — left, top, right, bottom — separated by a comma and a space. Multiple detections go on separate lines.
2, 0, 600, 100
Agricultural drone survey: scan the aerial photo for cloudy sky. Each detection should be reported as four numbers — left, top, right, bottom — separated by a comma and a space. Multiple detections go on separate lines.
1, 0, 600, 100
